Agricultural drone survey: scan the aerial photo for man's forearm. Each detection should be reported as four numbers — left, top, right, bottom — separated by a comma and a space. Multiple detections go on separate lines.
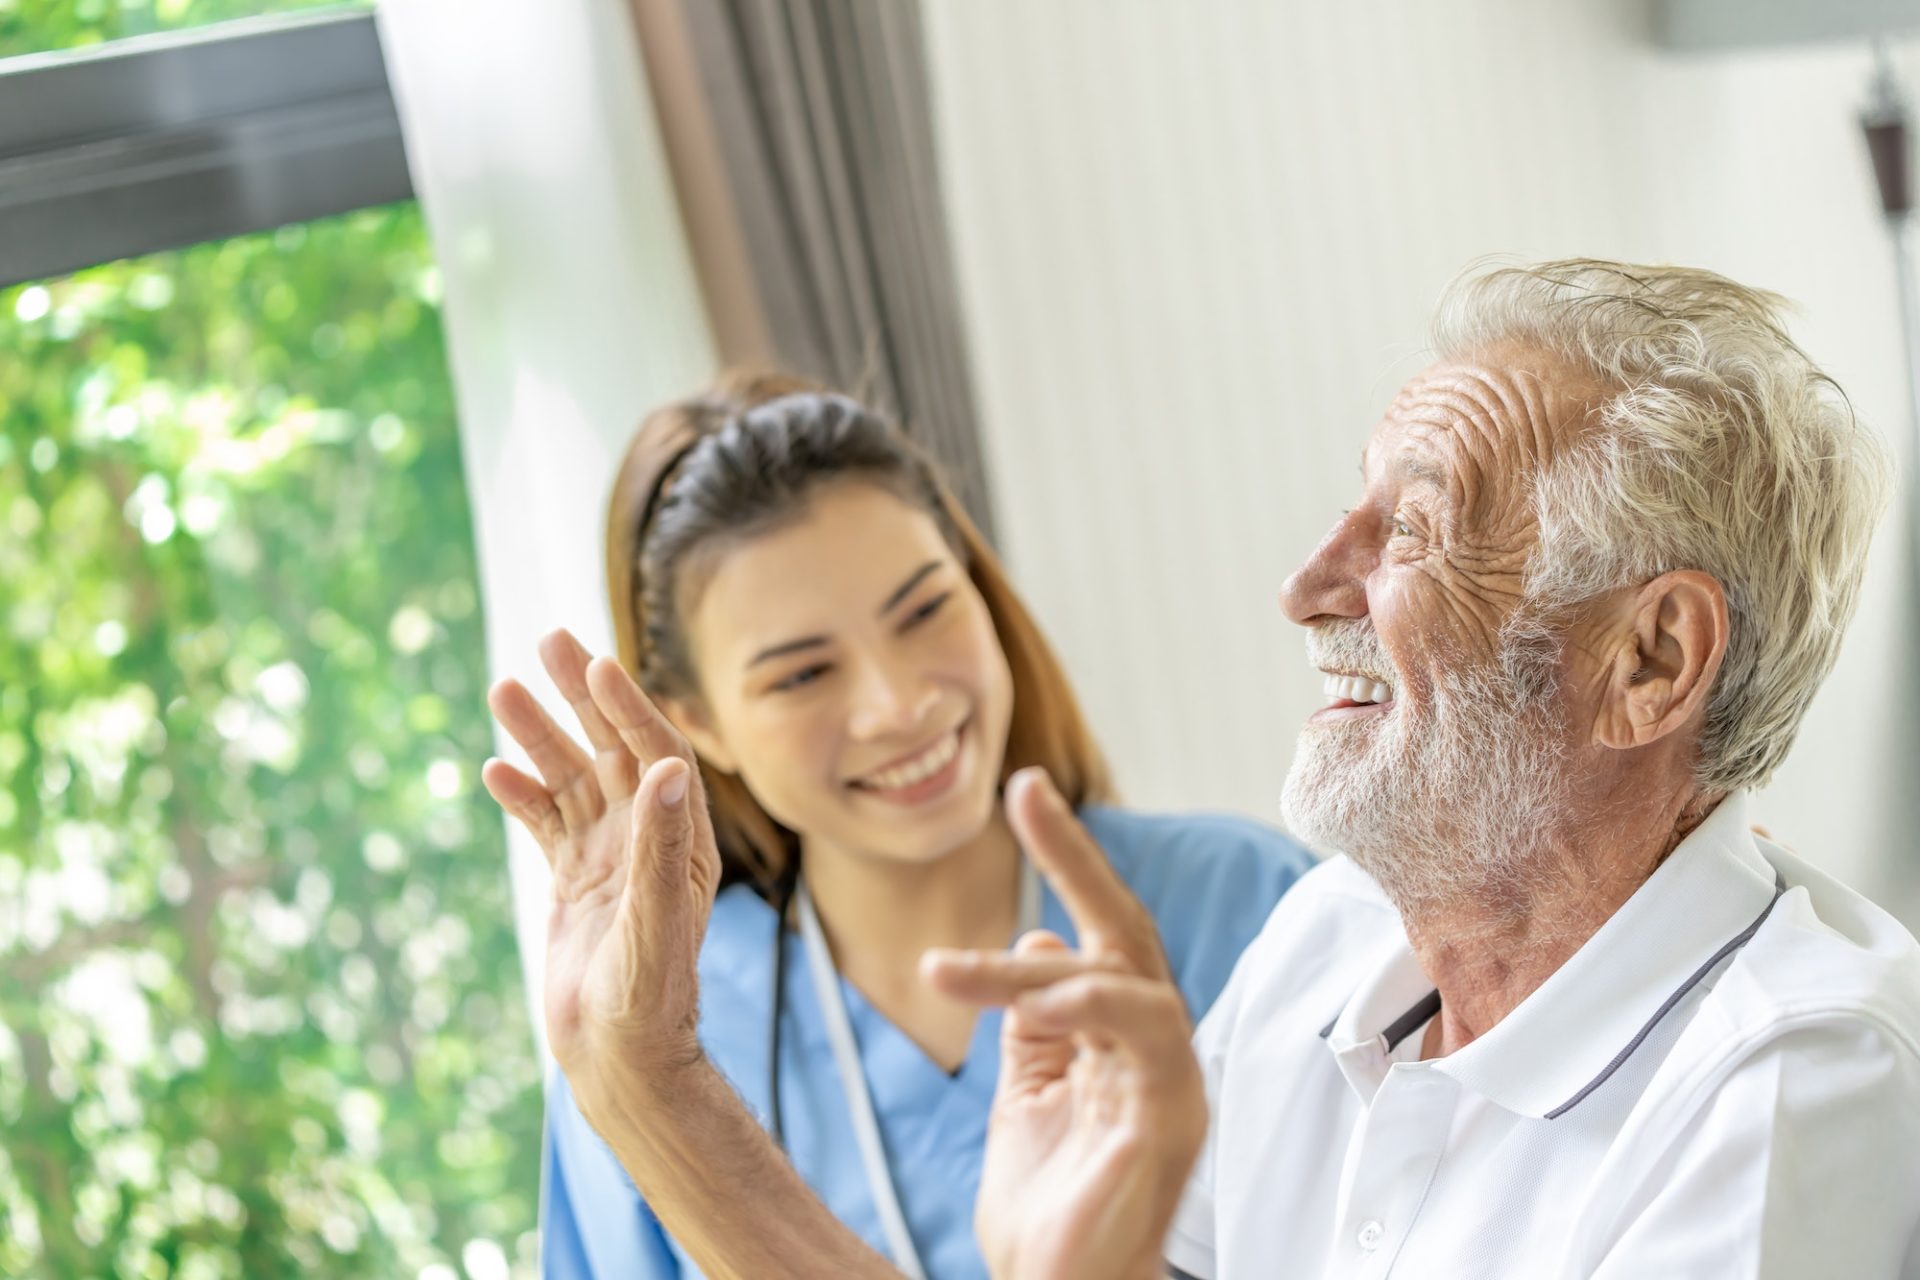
588, 1058, 901, 1280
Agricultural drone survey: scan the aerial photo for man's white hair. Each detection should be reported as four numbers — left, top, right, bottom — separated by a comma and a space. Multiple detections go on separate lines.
1432, 258, 1896, 793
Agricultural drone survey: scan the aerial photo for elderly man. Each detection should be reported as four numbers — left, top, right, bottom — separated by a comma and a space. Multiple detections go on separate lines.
516, 260, 1920, 1278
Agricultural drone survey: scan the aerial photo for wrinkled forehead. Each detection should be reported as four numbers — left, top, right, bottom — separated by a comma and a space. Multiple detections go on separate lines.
1363, 346, 1606, 527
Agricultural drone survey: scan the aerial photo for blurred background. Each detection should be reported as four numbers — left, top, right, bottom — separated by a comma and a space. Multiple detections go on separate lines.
3, 1, 1917, 1276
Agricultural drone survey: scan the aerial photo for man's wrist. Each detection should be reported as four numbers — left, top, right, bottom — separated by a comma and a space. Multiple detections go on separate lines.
569, 1036, 712, 1145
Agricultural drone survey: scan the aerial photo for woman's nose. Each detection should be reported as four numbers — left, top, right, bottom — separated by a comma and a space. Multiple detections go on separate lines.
846, 656, 939, 739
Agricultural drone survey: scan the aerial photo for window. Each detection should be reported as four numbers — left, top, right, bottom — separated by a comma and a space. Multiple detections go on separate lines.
1, 0, 372, 58
0, 15, 543, 1277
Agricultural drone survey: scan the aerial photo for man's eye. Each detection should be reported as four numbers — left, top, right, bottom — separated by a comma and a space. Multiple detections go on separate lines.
772, 664, 831, 692
1391, 518, 1415, 538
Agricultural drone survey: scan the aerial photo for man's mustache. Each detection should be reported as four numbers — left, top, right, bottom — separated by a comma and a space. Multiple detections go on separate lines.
1305, 620, 1395, 686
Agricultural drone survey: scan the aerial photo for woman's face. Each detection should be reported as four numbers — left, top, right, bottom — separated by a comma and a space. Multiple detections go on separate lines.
672, 481, 1015, 866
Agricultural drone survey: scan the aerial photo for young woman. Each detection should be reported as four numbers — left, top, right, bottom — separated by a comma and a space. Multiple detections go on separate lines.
483, 373, 1314, 1279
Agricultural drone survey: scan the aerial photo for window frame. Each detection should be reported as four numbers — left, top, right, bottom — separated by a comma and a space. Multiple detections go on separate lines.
0, 8, 411, 288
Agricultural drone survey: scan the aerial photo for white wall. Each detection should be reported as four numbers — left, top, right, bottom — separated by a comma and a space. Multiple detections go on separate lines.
922, 0, 1920, 922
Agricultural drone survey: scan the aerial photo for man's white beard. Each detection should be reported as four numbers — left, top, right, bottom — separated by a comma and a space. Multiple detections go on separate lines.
1280, 617, 1573, 916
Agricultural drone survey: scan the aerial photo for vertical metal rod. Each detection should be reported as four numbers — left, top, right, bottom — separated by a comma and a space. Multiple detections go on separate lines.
1862, 40, 1920, 581
1889, 221, 1920, 524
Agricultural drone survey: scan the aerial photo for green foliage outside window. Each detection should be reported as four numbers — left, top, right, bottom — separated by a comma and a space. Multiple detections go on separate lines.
1, 0, 371, 58
0, 199, 544, 1278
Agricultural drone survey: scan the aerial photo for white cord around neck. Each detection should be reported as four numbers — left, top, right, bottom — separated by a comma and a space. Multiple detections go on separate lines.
792, 859, 1041, 1279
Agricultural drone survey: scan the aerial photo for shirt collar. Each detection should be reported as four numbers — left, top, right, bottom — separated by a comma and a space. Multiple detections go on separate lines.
1321, 791, 1785, 1119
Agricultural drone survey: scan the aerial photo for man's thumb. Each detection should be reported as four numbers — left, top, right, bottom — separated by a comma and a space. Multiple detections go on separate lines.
626, 757, 694, 921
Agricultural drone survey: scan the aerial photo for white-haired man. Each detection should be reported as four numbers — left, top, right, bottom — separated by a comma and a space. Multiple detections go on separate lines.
521, 260, 1920, 1278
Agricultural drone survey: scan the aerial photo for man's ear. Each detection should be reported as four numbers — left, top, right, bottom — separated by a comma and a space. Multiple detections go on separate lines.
662, 696, 738, 774
1591, 569, 1729, 752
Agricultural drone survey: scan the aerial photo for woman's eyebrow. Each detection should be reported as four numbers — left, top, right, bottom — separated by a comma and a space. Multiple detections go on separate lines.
877, 561, 941, 616
742, 562, 944, 671
745, 635, 827, 670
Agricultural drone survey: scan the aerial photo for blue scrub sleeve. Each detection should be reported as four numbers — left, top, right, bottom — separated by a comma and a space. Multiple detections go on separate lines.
541, 1073, 681, 1279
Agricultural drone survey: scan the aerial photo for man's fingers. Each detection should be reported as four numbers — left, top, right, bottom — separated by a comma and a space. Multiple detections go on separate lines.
625, 756, 697, 915
481, 758, 568, 869
922, 938, 1122, 1005
539, 629, 623, 749
1014, 971, 1198, 1078
1006, 768, 1168, 980
540, 629, 640, 800
585, 655, 695, 771
487, 678, 602, 831
992, 931, 1079, 1098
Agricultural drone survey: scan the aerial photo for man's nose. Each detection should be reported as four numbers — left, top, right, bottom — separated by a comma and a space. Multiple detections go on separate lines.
847, 655, 939, 739
1281, 511, 1373, 627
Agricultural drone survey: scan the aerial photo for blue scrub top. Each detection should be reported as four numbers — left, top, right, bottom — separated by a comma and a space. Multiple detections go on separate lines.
541, 805, 1315, 1279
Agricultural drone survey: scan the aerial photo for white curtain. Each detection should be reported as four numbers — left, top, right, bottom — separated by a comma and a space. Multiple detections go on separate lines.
378, 0, 717, 1053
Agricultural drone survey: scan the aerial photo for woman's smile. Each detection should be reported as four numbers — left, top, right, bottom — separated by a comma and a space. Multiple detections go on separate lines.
848, 719, 970, 806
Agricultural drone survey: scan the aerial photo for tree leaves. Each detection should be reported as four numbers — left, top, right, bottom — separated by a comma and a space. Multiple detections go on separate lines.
0, 203, 542, 1278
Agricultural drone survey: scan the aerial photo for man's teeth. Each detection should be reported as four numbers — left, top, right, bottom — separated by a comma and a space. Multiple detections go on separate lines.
1322, 673, 1395, 705
862, 730, 960, 791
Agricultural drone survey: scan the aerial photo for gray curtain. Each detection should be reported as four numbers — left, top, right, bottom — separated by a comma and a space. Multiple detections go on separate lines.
669, 0, 998, 539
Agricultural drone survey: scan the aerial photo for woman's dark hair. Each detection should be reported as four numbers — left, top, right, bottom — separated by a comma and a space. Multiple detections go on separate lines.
605, 370, 1111, 897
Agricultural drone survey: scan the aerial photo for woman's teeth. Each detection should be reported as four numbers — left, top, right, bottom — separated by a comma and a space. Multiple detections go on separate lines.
860, 730, 960, 791
1323, 673, 1394, 705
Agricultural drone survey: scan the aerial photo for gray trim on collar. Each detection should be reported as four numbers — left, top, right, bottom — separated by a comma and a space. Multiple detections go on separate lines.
1319, 987, 1439, 1052
1543, 870, 1787, 1119
1313, 871, 1789, 1119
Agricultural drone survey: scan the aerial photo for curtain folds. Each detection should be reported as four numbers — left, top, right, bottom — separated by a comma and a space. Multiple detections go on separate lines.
635, 0, 999, 538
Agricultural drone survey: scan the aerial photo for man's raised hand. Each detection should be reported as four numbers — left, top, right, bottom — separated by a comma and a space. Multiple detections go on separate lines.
923, 769, 1209, 1280
481, 630, 722, 1128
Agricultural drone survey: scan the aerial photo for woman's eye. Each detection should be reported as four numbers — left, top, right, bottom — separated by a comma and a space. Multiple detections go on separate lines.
901, 592, 950, 630
1390, 517, 1415, 539
771, 663, 831, 692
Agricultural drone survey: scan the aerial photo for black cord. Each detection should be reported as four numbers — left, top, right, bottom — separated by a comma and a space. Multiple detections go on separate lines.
767, 857, 801, 1150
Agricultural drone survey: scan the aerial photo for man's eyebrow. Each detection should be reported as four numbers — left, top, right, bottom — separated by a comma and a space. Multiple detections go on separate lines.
1361, 448, 1447, 490
1401, 454, 1447, 489
878, 561, 941, 616
1406, 457, 1444, 485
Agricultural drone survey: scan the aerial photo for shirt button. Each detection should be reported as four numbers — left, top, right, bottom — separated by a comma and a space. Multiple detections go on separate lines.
1357, 1219, 1385, 1251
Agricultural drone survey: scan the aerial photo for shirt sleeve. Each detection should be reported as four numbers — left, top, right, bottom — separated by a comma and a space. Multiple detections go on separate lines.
1585, 1018, 1920, 1279
541, 1070, 682, 1280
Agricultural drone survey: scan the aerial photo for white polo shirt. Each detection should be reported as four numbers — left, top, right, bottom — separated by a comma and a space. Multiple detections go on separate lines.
1165, 792, 1920, 1279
